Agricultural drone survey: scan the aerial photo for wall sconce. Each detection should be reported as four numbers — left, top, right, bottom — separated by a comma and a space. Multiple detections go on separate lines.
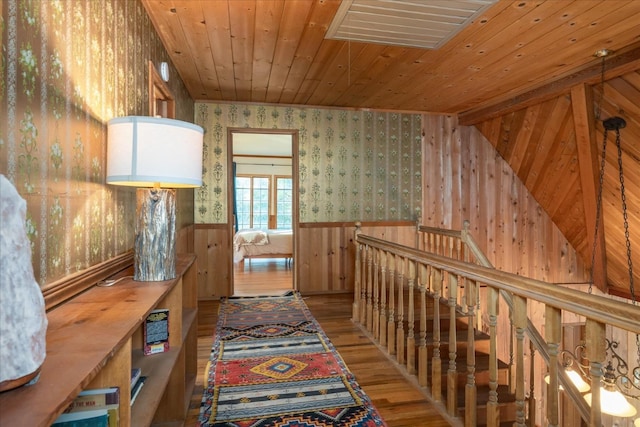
106, 116, 203, 281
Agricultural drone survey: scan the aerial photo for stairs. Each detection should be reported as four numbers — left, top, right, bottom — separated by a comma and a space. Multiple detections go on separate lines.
369, 291, 518, 426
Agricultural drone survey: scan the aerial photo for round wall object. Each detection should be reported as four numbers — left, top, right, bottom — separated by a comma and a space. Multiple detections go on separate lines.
160, 62, 169, 82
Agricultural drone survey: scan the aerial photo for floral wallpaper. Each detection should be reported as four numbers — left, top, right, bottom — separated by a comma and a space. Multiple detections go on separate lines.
195, 103, 423, 224
0, 0, 194, 288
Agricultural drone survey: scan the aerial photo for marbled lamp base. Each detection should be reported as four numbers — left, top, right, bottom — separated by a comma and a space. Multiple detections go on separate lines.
134, 188, 176, 281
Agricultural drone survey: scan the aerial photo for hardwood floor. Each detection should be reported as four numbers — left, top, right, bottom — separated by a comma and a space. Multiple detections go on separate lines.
232, 257, 293, 296
186, 261, 453, 427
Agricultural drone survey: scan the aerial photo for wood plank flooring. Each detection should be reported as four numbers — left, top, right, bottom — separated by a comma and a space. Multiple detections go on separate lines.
232, 257, 293, 296
186, 259, 452, 427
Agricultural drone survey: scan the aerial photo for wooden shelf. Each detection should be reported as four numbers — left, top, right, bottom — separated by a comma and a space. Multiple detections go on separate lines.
0, 254, 198, 427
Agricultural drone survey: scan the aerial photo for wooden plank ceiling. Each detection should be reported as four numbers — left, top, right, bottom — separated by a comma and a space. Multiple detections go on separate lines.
142, 0, 640, 298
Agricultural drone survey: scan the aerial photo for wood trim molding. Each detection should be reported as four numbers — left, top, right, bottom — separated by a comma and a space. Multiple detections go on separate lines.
571, 83, 607, 293
42, 251, 134, 311
458, 45, 640, 125
299, 220, 415, 228
148, 61, 175, 118
195, 223, 228, 230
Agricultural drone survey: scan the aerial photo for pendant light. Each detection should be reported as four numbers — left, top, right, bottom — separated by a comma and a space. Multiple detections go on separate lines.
583, 48, 639, 419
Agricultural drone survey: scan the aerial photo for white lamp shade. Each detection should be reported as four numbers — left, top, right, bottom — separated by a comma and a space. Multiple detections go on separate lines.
585, 387, 638, 417
544, 368, 591, 393
107, 116, 203, 188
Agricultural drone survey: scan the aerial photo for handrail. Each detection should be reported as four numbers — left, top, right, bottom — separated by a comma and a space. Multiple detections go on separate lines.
358, 234, 640, 332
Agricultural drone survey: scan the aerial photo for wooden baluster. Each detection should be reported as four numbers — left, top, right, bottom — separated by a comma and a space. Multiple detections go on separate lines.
353, 240, 362, 323
396, 257, 406, 365
586, 319, 605, 427
546, 305, 561, 427
353, 224, 362, 322
388, 255, 396, 355
379, 251, 388, 347
372, 248, 380, 340
366, 245, 373, 332
486, 287, 500, 427
407, 260, 416, 375
432, 267, 443, 401
447, 273, 458, 417
360, 246, 368, 325
465, 278, 477, 427
528, 341, 536, 427
418, 264, 428, 388
513, 295, 527, 427
509, 313, 516, 394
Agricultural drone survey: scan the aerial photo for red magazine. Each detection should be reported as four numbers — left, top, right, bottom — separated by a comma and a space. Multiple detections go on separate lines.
143, 309, 169, 355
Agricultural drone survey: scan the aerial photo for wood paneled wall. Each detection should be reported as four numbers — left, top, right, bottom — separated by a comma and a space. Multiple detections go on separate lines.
193, 222, 415, 299
422, 114, 589, 285
194, 224, 231, 299
297, 222, 416, 294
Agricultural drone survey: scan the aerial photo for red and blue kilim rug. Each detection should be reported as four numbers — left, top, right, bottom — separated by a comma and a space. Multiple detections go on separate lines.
197, 291, 387, 427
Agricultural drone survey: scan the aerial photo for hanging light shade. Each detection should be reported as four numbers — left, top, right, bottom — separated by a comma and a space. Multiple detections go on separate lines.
634, 417, 640, 427
544, 368, 591, 393
566, 369, 591, 393
584, 385, 637, 417
584, 361, 638, 417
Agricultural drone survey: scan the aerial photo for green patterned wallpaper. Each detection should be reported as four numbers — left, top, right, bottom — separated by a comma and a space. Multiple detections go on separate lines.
195, 103, 423, 224
0, 0, 194, 287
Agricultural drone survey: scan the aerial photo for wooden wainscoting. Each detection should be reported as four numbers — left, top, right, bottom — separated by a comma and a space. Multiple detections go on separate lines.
194, 224, 232, 299
194, 221, 417, 299
297, 222, 417, 294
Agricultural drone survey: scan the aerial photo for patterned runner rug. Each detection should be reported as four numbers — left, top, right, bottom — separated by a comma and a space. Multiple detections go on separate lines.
198, 291, 387, 427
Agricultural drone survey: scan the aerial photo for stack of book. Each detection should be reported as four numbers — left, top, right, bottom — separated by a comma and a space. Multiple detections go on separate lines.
53, 387, 119, 427
130, 367, 146, 406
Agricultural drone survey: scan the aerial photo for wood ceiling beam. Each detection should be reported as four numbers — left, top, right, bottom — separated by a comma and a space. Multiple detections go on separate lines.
458, 45, 640, 126
571, 83, 608, 294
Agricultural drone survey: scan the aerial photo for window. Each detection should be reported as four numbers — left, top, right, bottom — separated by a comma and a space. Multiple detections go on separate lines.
276, 177, 293, 228
235, 175, 293, 230
235, 175, 269, 230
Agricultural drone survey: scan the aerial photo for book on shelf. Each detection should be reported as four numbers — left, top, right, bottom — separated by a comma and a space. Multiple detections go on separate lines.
60, 386, 119, 427
143, 308, 169, 355
130, 376, 147, 406
130, 367, 141, 390
52, 409, 109, 427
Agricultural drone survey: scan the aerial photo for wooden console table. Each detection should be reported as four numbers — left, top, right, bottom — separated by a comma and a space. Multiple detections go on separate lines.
0, 254, 198, 427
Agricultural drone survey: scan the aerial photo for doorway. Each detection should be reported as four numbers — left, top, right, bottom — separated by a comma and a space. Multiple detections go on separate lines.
228, 129, 298, 296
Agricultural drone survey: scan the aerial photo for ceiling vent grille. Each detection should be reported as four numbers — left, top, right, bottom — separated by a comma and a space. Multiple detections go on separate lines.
326, 0, 498, 50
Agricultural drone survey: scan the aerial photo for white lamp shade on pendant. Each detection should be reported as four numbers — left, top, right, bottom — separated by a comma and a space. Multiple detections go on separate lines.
584, 387, 638, 418
106, 116, 204, 188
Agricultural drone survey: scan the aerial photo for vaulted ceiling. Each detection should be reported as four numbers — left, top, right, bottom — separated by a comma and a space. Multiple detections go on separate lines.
142, 0, 640, 298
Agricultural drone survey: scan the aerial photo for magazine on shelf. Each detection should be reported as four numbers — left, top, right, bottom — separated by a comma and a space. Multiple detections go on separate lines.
59, 387, 119, 427
143, 308, 169, 355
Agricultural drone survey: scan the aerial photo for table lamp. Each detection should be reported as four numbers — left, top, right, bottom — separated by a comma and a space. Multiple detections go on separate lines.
106, 116, 204, 281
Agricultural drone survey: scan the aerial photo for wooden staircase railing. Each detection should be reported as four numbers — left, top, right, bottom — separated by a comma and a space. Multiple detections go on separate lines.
352, 222, 640, 427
